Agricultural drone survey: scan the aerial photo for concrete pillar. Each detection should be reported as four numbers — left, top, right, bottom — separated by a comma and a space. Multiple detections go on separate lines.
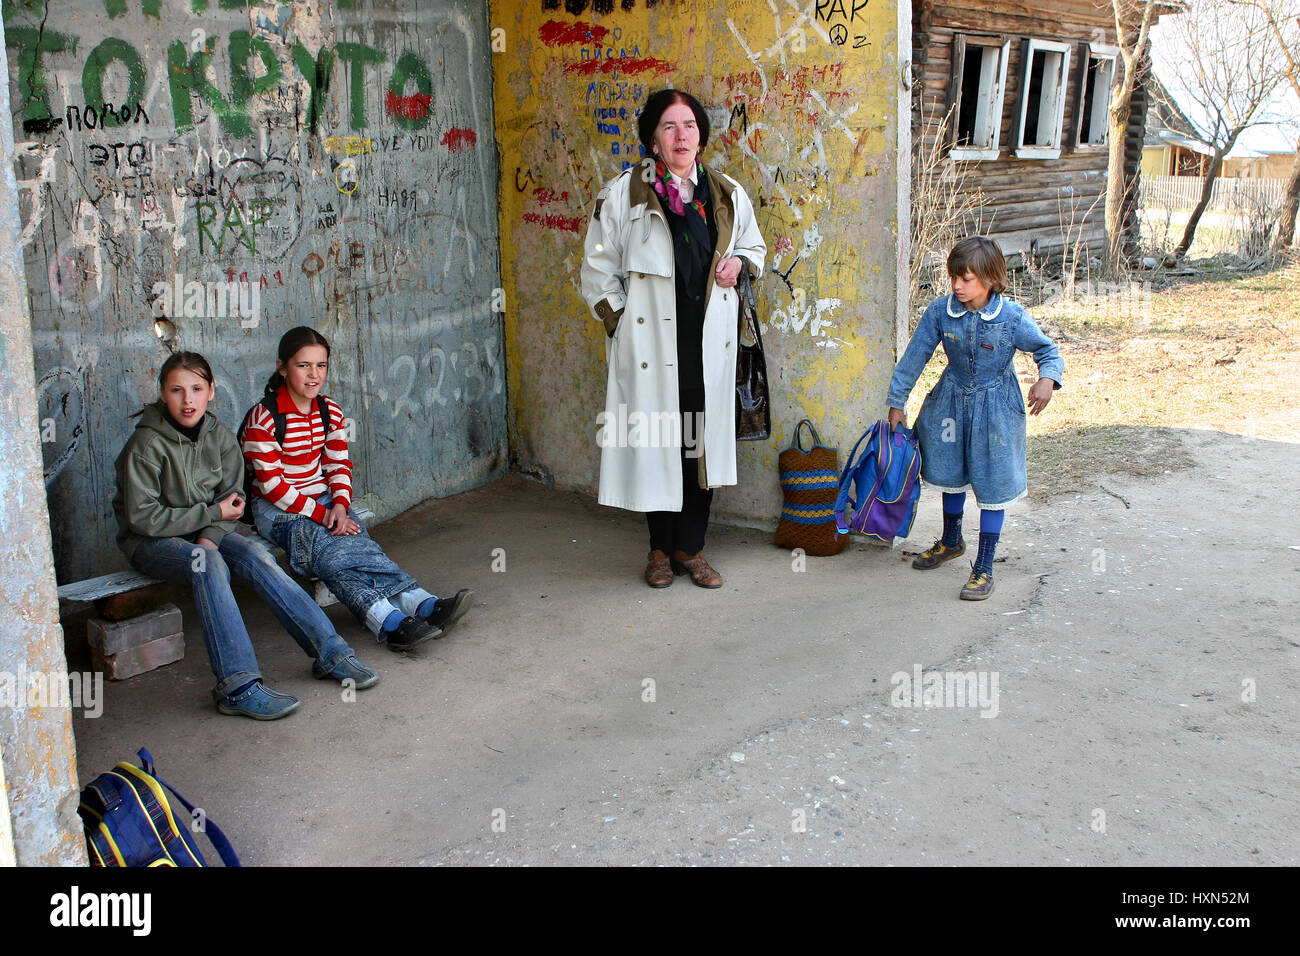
0, 21, 86, 865
0, 736, 16, 866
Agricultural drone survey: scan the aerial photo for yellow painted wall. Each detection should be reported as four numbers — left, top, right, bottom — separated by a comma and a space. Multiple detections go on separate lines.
491, 0, 902, 524
1142, 146, 1170, 179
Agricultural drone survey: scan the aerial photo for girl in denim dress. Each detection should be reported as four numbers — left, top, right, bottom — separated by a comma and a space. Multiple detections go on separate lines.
242, 327, 473, 652
886, 237, 1063, 600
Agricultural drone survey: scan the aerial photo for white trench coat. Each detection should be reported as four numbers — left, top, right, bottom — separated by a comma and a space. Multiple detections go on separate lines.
580, 159, 766, 513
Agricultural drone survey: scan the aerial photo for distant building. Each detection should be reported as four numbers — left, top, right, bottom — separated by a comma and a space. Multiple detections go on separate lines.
911, 0, 1175, 262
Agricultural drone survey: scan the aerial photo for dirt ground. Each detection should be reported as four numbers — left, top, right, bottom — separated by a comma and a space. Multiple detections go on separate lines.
64, 261, 1299, 866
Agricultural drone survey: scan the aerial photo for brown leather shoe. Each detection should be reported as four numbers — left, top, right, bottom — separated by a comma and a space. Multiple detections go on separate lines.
671, 551, 722, 588
644, 550, 673, 588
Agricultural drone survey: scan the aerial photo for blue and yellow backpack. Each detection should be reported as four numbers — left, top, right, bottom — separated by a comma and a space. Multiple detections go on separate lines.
78, 748, 240, 867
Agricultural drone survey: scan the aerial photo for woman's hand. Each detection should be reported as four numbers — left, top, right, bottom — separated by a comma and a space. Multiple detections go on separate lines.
326, 502, 360, 536
218, 494, 245, 521
887, 407, 906, 429
1027, 378, 1055, 416
196, 537, 218, 550
715, 256, 743, 289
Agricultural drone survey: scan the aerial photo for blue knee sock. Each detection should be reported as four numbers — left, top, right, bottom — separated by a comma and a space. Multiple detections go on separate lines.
394, 586, 437, 619
941, 492, 966, 547
974, 509, 1004, 575
381, 609, 405, 633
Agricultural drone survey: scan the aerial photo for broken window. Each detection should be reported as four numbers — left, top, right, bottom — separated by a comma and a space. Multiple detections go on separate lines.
1076, 45, 1118, 148
1014, 39, 1072, 159
946, 35, 1011, 162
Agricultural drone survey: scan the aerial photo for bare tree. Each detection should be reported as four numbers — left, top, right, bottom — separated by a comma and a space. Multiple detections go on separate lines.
1105, 0, 1163, 274
1230, 0, 1300, 250
1153, 0, 1287, 260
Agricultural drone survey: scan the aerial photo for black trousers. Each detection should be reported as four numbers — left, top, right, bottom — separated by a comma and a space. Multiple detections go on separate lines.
646, 388, 713, 555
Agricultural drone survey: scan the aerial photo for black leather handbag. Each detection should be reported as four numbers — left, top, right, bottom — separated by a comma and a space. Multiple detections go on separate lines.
735, 268, 771, 441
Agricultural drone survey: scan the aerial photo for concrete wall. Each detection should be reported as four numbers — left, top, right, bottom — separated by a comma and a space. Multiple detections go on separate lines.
5, 0, 506, 583
492, 0, 905, 524
0, 20, 85, 866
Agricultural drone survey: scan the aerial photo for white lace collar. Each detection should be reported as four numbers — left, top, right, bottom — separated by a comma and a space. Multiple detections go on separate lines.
946, 292, 1004, 320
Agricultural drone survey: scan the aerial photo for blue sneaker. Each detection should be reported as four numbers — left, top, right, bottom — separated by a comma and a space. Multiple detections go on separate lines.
216, 682, 300, 720
312, 655, 379, 689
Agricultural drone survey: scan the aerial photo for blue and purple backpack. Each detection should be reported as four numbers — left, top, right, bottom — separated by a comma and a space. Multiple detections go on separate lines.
833, 420, 922, 544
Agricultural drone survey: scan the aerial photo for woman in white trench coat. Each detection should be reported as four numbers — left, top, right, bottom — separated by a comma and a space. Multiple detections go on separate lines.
581, 89, 766, 589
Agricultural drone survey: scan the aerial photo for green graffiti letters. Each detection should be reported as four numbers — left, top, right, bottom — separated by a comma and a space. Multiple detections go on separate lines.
196, 197, 274, 255
6, 26, 79, 123
6, 9, 440, 138
290, 43, 336, 136
229, 30, 282, 103
335, 42, 385, 130
82, 38, 145, 127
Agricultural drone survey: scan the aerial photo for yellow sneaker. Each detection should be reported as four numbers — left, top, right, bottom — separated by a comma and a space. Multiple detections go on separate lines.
912, 539, 966, 570
959, 568, 995, 601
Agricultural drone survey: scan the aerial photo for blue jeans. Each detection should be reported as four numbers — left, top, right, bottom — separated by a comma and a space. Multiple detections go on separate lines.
130, 533, 354, 700
252, 494, 417, 633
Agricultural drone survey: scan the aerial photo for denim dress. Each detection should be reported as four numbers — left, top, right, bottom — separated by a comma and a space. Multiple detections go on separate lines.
887, 293, 1064, 508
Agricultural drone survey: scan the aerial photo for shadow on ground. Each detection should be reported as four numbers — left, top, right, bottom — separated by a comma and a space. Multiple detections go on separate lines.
66, 426, 1300, 865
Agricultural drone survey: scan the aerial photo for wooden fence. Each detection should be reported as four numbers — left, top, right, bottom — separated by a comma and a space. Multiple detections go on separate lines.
1140, 176, 1288, 212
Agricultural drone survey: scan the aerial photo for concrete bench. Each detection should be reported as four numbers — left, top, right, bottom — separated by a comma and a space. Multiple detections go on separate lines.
57, 506, 375, 610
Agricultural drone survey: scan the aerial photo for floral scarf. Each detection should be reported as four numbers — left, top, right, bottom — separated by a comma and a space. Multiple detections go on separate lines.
652, 158, 707, 225
653, 159, 714, 301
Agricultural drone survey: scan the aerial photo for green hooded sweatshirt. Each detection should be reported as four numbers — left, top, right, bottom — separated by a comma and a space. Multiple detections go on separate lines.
113, 402, 245, 562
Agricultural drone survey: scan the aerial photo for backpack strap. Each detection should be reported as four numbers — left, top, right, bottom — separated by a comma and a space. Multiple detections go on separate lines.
269, 400, 288, 448
874, 420, 893, 483
245, 395, 330, 471
833, 426, 876, 534
854, 422, 895, 533
136, 748, 241, 868
279, 396, 330, 455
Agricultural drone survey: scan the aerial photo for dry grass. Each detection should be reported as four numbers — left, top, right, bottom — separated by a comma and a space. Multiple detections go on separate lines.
903, 255, 1300, 499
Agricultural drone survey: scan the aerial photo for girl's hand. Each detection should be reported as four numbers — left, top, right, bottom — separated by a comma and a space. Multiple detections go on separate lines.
1027, 378, 1055, 415
715, 256, 743, 289
196, 537, 218, 550
326, 502, 360, 536
887, 407, 906, 429
218, 494, 245, 521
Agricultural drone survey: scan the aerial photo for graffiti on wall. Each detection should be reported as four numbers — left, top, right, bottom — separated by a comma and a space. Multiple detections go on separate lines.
509, 1, 878, 344
496, 0, 899, 522
6, 0, 506, 581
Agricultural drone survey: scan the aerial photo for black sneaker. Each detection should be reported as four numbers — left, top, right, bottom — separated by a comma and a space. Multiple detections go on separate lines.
424, 588, 473, 636
385, 616, 440, 652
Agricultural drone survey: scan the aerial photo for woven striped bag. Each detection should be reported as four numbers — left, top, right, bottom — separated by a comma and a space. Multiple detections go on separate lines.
773, 419, 848, 556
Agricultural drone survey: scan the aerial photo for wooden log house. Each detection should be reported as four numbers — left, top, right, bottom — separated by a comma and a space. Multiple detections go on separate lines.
911, 0, 1170, 264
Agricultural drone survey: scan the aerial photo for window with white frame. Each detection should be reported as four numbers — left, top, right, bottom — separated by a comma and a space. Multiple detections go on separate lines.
1076, 44, 1118, 148
1015, 38, 1071, 159
947, 35, 1011, 162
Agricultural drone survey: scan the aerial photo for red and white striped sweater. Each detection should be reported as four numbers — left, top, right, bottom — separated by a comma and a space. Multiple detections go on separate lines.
241, 386, 352, 524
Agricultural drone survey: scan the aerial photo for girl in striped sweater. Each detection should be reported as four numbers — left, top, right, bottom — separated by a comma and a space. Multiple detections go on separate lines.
116, 351, 377, 720
242, 326, 472, 651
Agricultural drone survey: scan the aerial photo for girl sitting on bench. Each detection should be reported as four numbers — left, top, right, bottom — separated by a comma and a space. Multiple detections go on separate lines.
241, 326, 472, 652
113, 351, 378, 720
